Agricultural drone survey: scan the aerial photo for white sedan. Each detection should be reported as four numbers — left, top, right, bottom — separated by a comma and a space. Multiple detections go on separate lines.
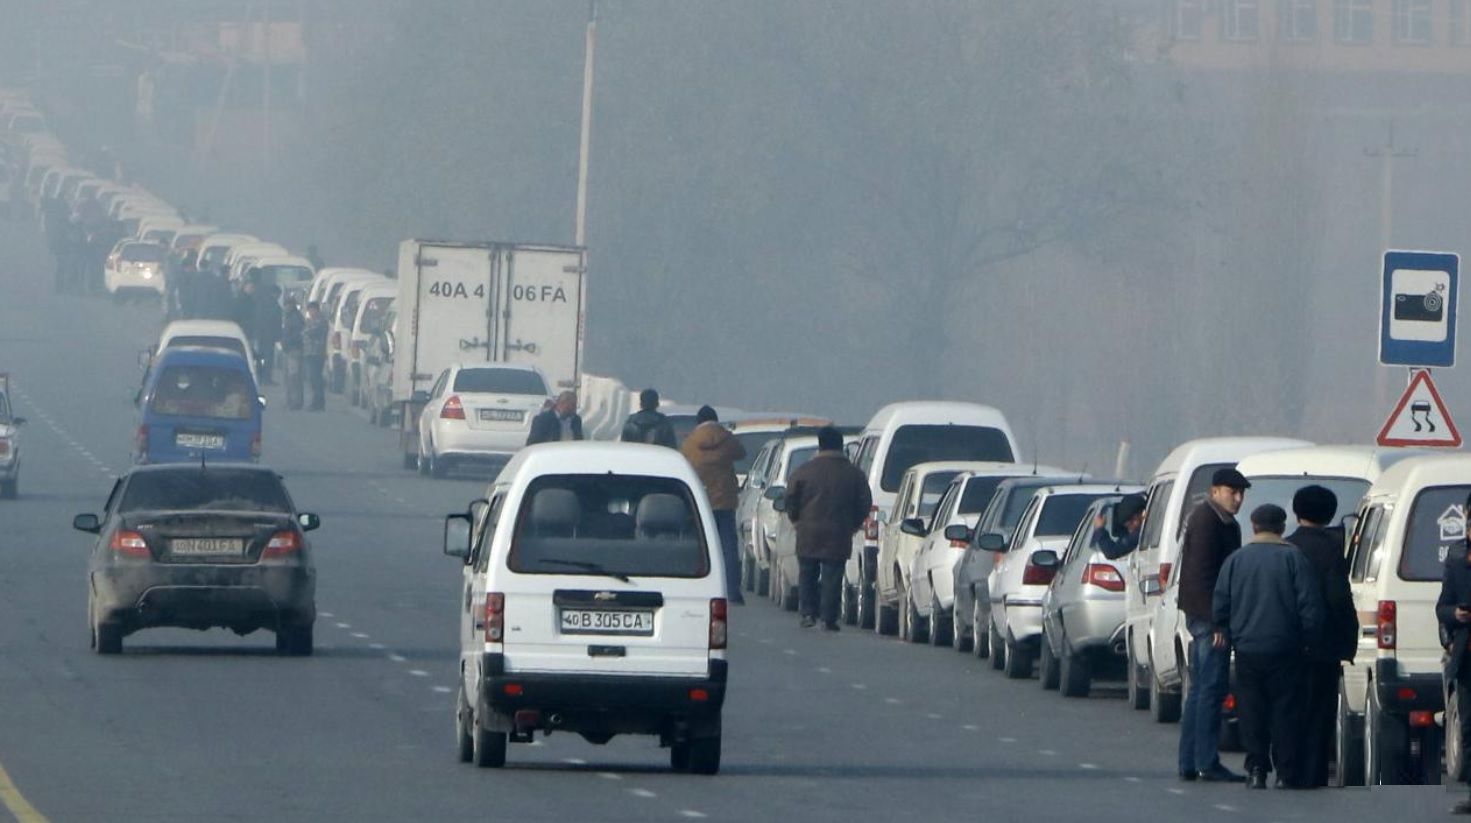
417, 363, 550, 477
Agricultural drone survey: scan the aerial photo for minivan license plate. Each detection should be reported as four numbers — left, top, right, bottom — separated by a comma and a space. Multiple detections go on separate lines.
175, 431, 226, 450
560, 609, 654, 636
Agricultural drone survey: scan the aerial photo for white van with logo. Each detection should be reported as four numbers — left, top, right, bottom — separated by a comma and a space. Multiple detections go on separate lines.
443, 442, 729, 773
843, 402, 1019, 631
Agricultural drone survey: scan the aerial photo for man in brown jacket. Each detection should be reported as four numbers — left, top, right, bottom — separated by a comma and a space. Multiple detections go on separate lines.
784, 426, 871, 630
680, 406, 746, 603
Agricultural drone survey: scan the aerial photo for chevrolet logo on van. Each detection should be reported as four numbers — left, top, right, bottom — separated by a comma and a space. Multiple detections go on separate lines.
594, 591, 617, 601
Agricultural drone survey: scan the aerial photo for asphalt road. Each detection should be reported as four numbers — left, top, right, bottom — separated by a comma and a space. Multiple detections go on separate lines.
0, 215, 1459, 821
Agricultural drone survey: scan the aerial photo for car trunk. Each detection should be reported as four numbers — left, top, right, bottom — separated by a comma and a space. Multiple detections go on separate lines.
124, 511, 294, 564
463, 393, 544, 432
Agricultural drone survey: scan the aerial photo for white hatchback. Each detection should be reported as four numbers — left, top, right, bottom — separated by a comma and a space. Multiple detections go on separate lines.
417, 363, 551, 477
443, 442, 728, 772
104, 240, 168, 298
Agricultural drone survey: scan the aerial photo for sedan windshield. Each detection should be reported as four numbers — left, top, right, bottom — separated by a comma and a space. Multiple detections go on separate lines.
120, 469, 291, 513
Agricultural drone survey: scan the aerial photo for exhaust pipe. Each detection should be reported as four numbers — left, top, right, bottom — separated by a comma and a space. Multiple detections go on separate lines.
547, 713, 564, 727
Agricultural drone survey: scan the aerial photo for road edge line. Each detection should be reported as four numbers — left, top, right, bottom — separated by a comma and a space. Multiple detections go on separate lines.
0, 758, 48, 823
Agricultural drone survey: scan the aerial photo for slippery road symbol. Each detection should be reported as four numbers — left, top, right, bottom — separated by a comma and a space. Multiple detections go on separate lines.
1411, 400, 1436, 433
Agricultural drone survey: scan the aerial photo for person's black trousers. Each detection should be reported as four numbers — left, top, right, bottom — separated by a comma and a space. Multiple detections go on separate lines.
798, 557, 844, 626
1301, 659, 1341, 787
305, 355, 327, 410
1235, 651, 1308, 783
1456, 673, 1471, 785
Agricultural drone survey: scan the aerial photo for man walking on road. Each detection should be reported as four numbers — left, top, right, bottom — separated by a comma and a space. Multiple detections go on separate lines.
621, 388, 677, 447
1176, 467, 1250, 783
281, 297, 306, 410
303, 301, 329, 412
526, 391, 584, 444
783, 426, 871, 631
680, 406, 746, 605
1285, 485, 1358, 788
1213, 504, 1323, 790
1436, 493, 1471, 814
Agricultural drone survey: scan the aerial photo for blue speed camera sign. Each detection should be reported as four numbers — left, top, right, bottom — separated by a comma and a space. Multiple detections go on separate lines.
1381, 250, 1459, 368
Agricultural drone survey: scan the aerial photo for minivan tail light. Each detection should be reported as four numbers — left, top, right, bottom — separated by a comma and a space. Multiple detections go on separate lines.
709, 598, 728, 650
250, 432, 262, 460
1158, 562, 1173, 588
262, 530, 301, 557
1083, 564, 1125, 592
484, 593, 505, 643
0, 438, 10, 457
110, 530, 149, 557
864, 506, 880, 542
1022, 562, 1056, 586
135, 424, 149, 459
441, 395, 466, 420
1377, 600, 1397, 650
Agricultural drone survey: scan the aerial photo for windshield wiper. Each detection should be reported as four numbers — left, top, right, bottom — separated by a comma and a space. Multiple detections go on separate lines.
539, 558, 632, 583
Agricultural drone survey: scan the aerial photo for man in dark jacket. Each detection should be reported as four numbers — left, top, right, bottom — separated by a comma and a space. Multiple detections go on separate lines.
1213, 504, 1324, 789
1285, 485, 1358, 788
280, 297, 306, 410
253, 279, 282, 385
1437, 493, 1471, 814
1177, 467, 1250, 783
526, 391, 584, 445
784, 426, 872, 631
302, 301, 329, 411
1093, 493, 1146, 560
620, 388, 676, 447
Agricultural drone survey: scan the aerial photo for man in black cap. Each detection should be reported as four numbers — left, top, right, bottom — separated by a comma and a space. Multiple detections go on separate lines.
1213, 503, 1323, 789
1093, 492, 1147, 560
1285, 485, 1358, 788
1176, 466, 1250, 783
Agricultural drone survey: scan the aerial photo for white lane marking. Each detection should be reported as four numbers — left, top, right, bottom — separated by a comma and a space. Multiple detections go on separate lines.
1167, 788, 1186, 795
1079, 763, 1099, 770
816, 666, 831, 674
782, 649, 797, 656
408, 669, 429, 677
884, 697, 901, 705
388, 654, 406, 662
925, 713, 942, 720
851, 683, 867, 690
320, 612, 334, 618
998, 737, 1017, 743
679, 812, 707, 819
759, 638, 773, 644
598, 772, 622, 781
962, 724, 979, 731
564, 757, 586, 765
1038, 749, 1058, 756
629, 788, 657, 798
1213, 805, 1238, 813
1124, 776, 1142, 783
369, 643, 386, 650
432, 686, 453, 694
351, 632, 369, 639
394, 497, 408, 504
335, 622, 351, 628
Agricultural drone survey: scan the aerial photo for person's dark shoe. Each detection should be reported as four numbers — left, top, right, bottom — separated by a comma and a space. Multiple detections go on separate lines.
799, 616, 816, 629
1199, 765, 1246, 783
1178, 771, 1198, 782
1452, 798, 1471, 815
822, 622, 840, 632
1246, 771, 1267, 790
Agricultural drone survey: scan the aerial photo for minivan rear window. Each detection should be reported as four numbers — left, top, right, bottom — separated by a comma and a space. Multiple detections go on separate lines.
880, 425, 1013, 491
150, 366, 256, 420
166, 336, 247, 358
1401, 485, 1471, 581
453, 368, 548, 396
509, 474, 710, 578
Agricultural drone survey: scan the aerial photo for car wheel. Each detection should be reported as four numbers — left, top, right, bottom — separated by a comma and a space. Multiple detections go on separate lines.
930, 597, 952, 648
1366, 690, 1410, 785
1060, 648, 1091, 698
988, 621, 1006, 670
756, 566, 770, 599
1333, 684, 1365, 787
766, 563, 780, 602
781, 576, 799, 613
876, 598, 898, 637
670, 741, 691, 773
686, 735, 721, 775
1038, 633, 1060, 690
840, 581, 858, 626
1126, 639, 1149, 710
455, 687, 474, 763
897, 581, 910, 641
429, 447, 449, 479
1446, 683, 1464, 787
1148, 663, 1181, 723
276, 623, 313, 656
87, 597, 96, 650
949, 598, 970, 653
472, 713, 508, 768
95, 622, 122, 655
972, 597, 990, 660
904, 588, 928, 644
856, 574, 876, 630
1003, 637, 1032, 680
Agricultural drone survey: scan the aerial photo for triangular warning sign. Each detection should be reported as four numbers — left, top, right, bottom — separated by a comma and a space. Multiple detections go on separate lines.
1378, 370, 1462, 448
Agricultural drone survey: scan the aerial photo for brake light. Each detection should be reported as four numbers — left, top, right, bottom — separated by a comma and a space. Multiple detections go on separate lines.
709, 598, 728, 650
1158, 562, 1173, 588
864, 506, 880, 541
1409, 710, 1435, 728
484, 592, 505, 643
1222, 693, 1236, 712
135, 424, 149, 460
110, 530, 149, 557
949, 536, 969, 549
0, 438, 9, 457
262, 530, 301, 557
1083, 564, 1125, 592
1397, 686, 1418, 702
441, 395, 466, 420
1377, 600, 1397, 650
250, 432, 261, 460
1022, 561, 1056, 586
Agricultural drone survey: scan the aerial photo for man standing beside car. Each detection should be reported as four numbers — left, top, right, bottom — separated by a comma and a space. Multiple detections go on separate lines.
281, 297, 306, 411
1436, 492, 1471, 814
680, 406, 746, 605
526, 391, 584, 445
1212, 504, 1323, 790
1176, 467, 1251, 783
303, 301, 329, 412
784, 426, 871, 631
1285, 485, 1358, 788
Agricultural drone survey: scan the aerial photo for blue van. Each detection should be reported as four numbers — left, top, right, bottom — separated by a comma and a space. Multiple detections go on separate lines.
136, 347, 263, 464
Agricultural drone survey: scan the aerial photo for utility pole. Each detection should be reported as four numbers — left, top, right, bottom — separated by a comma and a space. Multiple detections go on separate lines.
1366, 121, 1417, 411
262, 0, 272, 177
574, 0, 597, 248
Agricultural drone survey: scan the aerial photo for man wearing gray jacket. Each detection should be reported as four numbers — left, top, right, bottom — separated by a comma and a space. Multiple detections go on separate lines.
1212, 504, 1324, 790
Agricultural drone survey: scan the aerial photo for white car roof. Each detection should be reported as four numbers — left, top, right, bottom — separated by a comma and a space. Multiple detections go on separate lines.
200, 233, 259, 247
1150, 436, 1314, 479
1365, 454, 1471, 500
904, 460, 1057, 479
253, 255, 314, 270
227, 242, 289, 260
950, 463, 1073, 480
489, 442, 707, 496
453, 362, 543, 374
1237, 445, 1430, 483
159, 319, 248, 344
863, 401, 1012, 432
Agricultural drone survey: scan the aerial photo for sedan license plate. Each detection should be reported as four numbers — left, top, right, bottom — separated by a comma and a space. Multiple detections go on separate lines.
479, 408, 525, 423
170, 538, 244, 557
175, 431, 226, 450
560, 609, 654, 636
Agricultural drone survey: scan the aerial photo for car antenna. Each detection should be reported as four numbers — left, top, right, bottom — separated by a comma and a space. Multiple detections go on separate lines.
1078, 463, 1088, 484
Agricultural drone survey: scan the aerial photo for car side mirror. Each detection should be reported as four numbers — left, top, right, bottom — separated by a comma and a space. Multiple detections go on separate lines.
72, 513, 101, 533
763, 485, 785, 502
900, 517, 928, 538
943, 524, 971, 542
1031, 549, 1061, 569
258, 395, 268, 408
976, 532, 1007, 552
773, 498, 788, 513
137, 348, 152, 370
443, 513, 472, 559
411, 389, 430, 404
297, 512, 320, 532
1141, 576, 1163, 597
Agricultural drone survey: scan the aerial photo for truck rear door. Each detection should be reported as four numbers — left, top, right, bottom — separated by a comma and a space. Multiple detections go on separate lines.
407, 243, 494, 394
496, 246, 584, 391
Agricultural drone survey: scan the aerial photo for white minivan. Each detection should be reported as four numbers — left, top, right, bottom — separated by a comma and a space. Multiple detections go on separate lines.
443, 442, 729, 773
843, 401, 1020, 631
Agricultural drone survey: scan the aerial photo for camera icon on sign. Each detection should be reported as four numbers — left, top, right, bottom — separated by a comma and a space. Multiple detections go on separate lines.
1394, 285, 1446, 323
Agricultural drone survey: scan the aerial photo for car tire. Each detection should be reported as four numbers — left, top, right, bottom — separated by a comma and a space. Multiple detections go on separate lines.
1446, 683, 1464, 787
756, 566, 770, 599
686, 735, 721, 775
840, 582, 859, 626
670, 741, 691, 773
429, 447, 449, 479
276, 623, 313, 656
1148, 664, 1181, 724
472, 714, 508, 768
1038, 633, 1060, 691
0, 478, 15, 499
988, 621, 1006, 670
456, 688, 474, 763
1003, 637, 1032, 680
1060, 649, 1091, 698
766, 563, 780, 602
930, 596, 952, 648
1366, 690, 1410, 785
856, 574, 876, 630
781, 576, 799, 613
905, 590, 928, 644
1333, 685, 1365, 787
950, 599, 971, 653
876, 599, 898, 637
1126, 642, 1150, 710
972, 597, 990, 660
95, 622, 122, 655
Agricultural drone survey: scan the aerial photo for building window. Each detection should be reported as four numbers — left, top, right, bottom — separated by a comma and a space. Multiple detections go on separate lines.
1223, 0, 1261, 40
1334, 0, 1374, 43
1393, 0, 1432, 44
1453, 0, 1471, 45
1171, 0, 1206, 40
1278, 0, 1318, 41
